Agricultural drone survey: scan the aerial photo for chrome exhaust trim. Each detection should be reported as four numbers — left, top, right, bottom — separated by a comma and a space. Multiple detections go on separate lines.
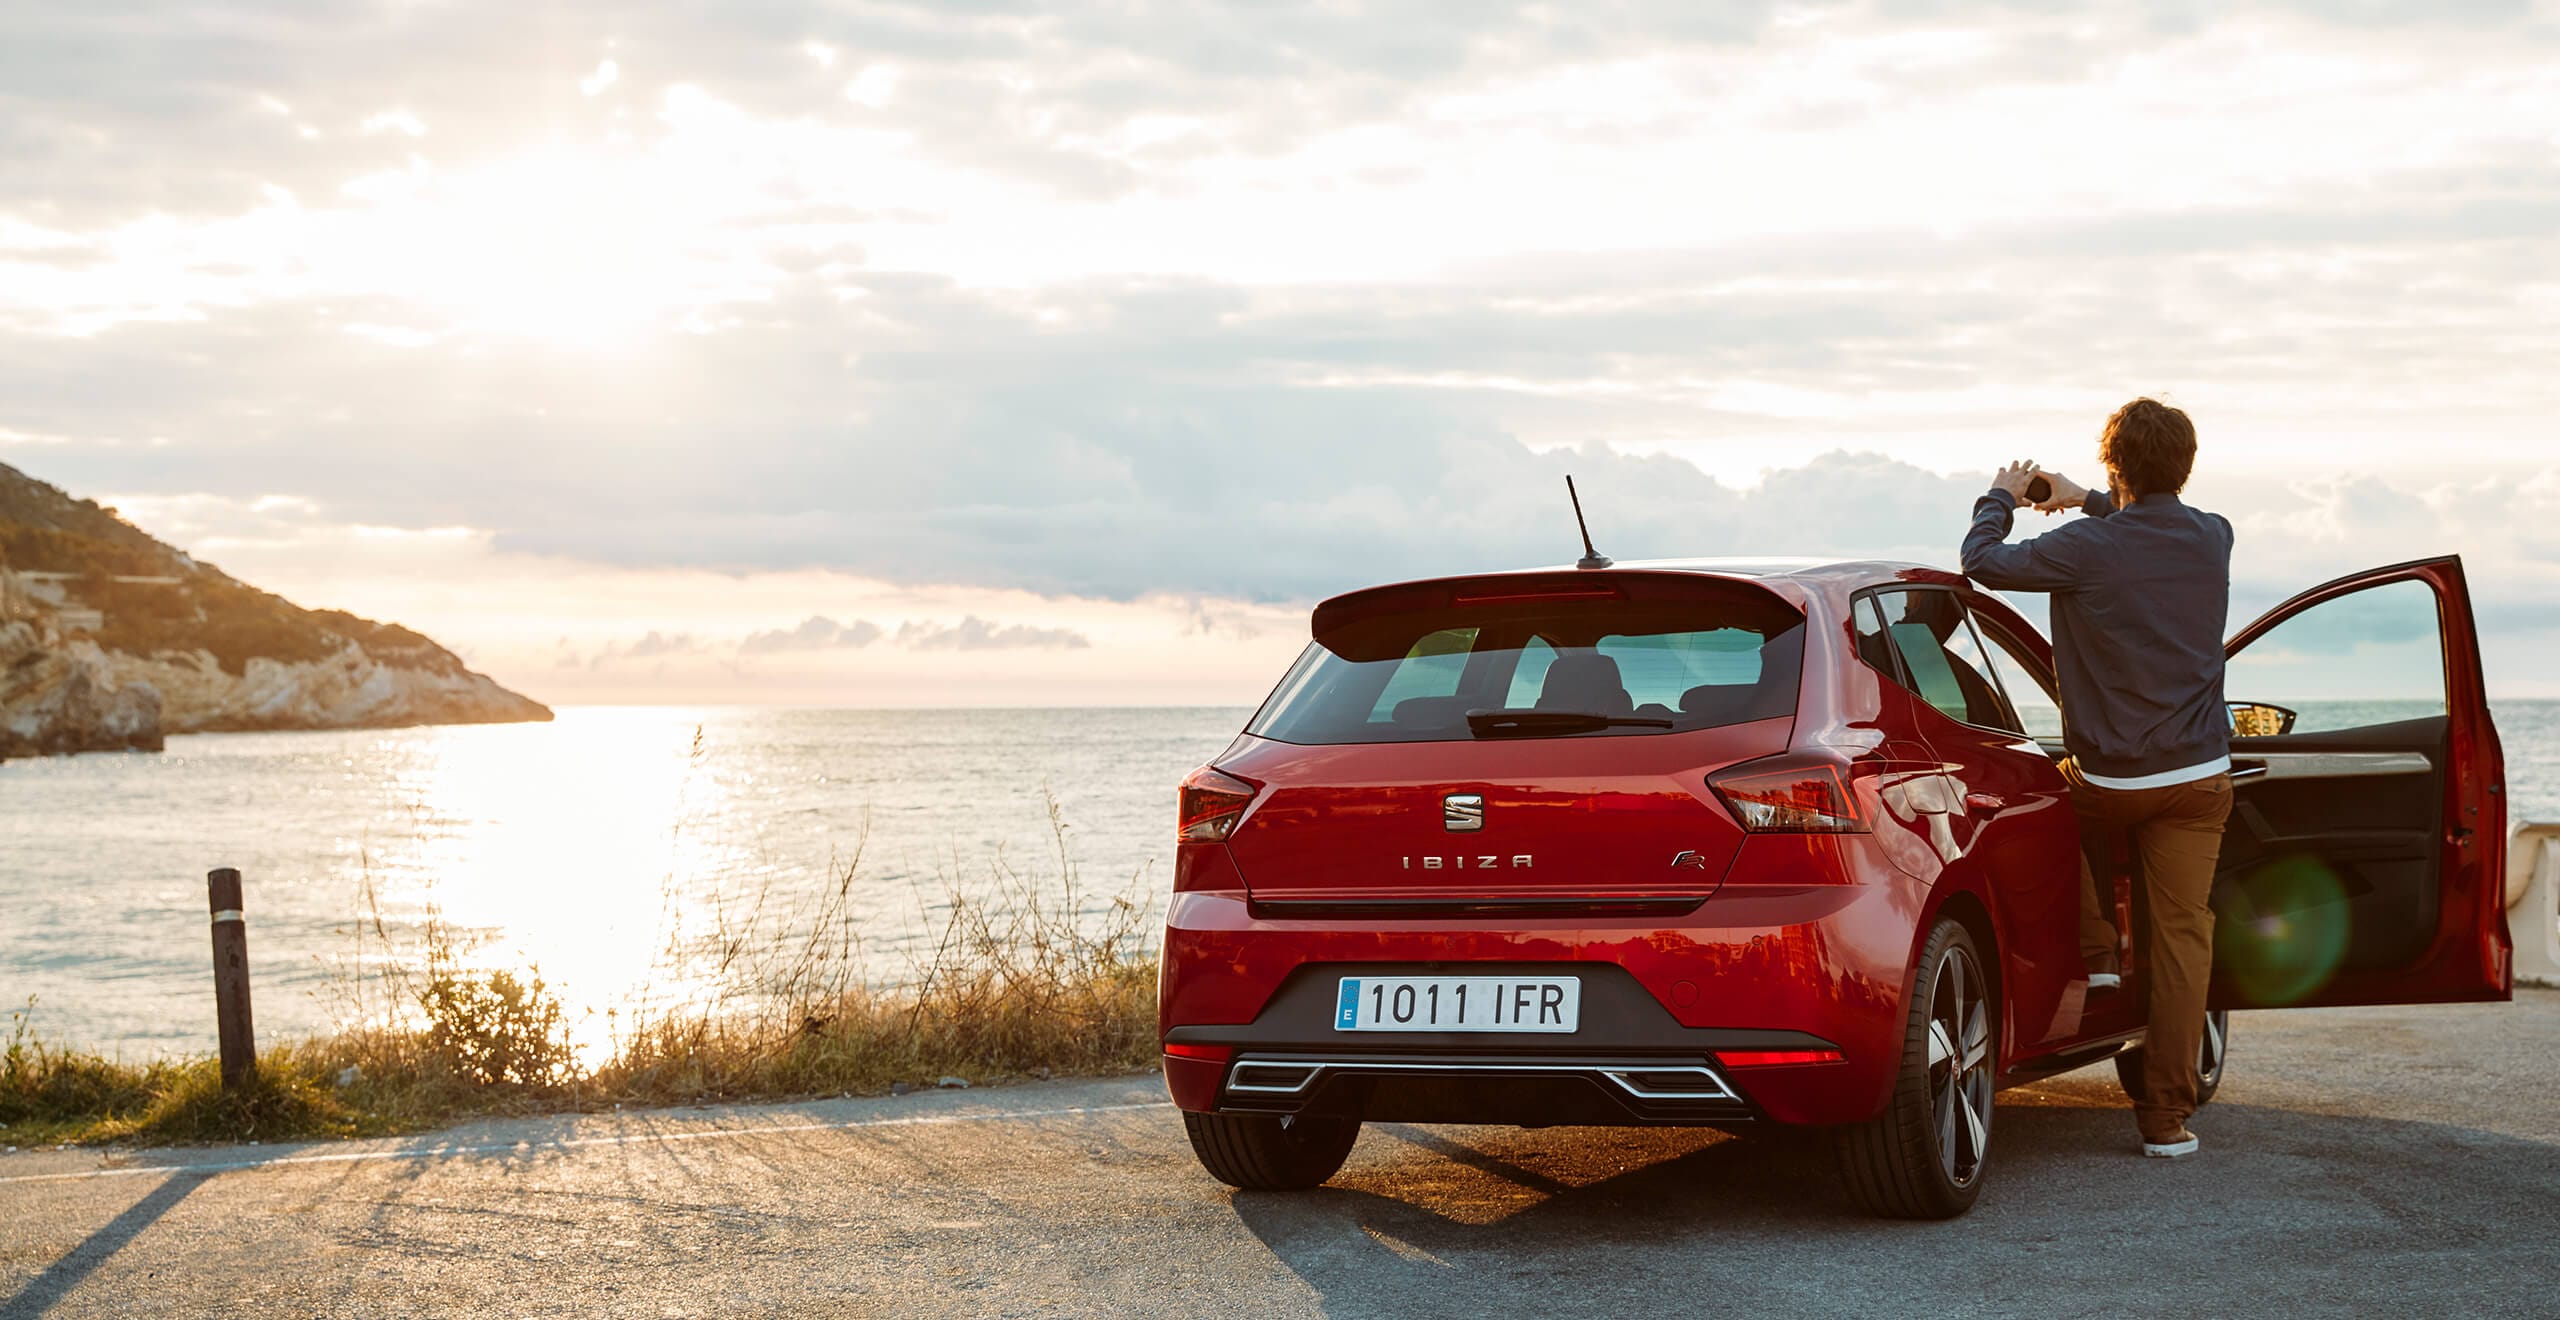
1223, 1055, 1740, 1104
1596, 1065, 1739, 1101
1226, 1062, 1324, 1094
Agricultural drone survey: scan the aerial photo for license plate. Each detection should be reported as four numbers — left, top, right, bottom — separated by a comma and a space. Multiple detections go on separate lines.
1334, 976, 1581, 1032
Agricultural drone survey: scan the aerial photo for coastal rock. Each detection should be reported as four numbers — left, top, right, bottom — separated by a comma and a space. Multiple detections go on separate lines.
104, 641, 550, 734
0, 621, 164, 758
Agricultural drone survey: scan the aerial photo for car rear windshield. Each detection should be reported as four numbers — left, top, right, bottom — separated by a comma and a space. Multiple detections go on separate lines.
1247, 587, 1805, 745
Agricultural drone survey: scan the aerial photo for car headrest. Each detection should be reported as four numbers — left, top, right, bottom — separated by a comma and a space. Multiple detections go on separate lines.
1536, 653, 1632, 716
1679, 682, 1759, 720
1390, 695, 1471, 730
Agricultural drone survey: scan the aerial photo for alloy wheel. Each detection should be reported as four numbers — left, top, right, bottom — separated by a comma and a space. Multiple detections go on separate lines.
1925, 943, 1993, 1188
2199, 1009, 2229, 1089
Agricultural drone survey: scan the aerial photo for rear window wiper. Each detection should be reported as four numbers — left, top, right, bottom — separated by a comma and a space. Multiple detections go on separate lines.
1464, 708, 1676, 738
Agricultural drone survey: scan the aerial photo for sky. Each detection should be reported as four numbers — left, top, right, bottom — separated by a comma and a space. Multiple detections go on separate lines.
4, 0, 2557, 706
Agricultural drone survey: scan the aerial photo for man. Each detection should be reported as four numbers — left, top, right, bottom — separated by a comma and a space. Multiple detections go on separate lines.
1959, 397, 2235, 1160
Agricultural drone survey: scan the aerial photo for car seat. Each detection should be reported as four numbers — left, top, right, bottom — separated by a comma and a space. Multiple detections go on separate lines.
1535, 653, 1634, 716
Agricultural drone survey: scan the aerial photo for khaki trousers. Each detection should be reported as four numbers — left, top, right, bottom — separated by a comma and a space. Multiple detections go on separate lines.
2062, 761, 2234, 1140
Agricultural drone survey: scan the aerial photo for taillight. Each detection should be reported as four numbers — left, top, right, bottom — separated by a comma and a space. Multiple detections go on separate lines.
1177, 765, 1258, 842
1709, 755, 1869, 833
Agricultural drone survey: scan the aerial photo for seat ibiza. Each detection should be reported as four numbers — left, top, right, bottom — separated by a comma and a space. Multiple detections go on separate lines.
1160, 554, 2508, 1216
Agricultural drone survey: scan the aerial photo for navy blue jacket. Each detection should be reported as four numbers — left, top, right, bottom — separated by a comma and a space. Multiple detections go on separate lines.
1960, 488, 2235, 779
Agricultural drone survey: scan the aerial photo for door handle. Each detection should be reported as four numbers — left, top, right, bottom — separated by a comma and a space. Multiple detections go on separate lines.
1964, 793, 2004, 815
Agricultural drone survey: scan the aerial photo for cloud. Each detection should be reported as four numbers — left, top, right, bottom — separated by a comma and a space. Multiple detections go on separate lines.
746, 613, 1091, 653
17, 216, 2554, 607
6, 4, 2545, 225
738, 614, 884, 654
1162, 594, 1272, 641
894, 616, 1092, 651
591, 630, 706, 666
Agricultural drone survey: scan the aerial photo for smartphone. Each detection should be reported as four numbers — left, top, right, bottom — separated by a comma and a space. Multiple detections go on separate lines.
2023, 474, 2051, 503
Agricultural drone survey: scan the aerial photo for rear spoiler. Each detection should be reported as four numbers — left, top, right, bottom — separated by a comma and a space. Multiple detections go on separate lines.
1311, 569, 1808, 642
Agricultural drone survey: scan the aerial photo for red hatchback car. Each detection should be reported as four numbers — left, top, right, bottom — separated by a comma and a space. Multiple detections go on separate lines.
1160, 554, 2509, 1217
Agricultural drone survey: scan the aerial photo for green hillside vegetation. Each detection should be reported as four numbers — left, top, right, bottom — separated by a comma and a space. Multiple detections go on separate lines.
1, 463, 466, 678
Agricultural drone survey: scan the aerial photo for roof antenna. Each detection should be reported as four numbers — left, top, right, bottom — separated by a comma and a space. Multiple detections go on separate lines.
1566, 474, 1611, 570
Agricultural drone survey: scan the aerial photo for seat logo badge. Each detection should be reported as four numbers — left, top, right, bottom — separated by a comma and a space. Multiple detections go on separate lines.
1443, 793, 1485, 832
1670, 849, 1709, 870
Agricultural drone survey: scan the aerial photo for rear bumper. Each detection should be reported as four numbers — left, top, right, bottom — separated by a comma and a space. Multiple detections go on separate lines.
1160, 848, 1925, 1128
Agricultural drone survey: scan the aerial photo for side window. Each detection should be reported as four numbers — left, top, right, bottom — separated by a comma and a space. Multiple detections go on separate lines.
1870, 589, 2020, 733
1971, 617, 2064, 739
1368, 627, 1479, 719
2228, 579, 2446, 734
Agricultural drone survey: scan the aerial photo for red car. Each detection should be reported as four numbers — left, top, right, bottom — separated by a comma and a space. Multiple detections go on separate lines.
1160, 554, 2509, 1216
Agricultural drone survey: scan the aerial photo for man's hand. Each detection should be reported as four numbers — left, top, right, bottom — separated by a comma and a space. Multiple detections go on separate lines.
1991, 460, 2040, 502
2031, 468, 2091, 514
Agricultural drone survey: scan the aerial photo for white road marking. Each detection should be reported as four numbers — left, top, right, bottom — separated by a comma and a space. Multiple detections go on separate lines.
0, 1100, 1173, 1186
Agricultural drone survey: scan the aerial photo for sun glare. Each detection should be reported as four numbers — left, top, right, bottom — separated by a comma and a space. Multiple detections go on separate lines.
326, 101, 785, 350
385, 711, 745, 1063
370, 147, 696, 348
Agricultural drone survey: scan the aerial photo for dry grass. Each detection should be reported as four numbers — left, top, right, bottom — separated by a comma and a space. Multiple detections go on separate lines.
2, 801, 1161, 1147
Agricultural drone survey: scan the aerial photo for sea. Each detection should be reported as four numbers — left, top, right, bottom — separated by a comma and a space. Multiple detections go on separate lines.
6, 702, 2558, 1057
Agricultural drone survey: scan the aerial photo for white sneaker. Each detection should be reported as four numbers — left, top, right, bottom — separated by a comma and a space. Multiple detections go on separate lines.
2088, 972, 2122, 992
2142, 1130, 2200, 1159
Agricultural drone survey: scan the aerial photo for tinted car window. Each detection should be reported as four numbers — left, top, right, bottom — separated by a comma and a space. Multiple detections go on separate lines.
1867, 589, 2019, 733
1600, 628, 1771, 717
1368, 628, 1478, 719
1971, 616, 2063, 739
1251, 591, 1805, 745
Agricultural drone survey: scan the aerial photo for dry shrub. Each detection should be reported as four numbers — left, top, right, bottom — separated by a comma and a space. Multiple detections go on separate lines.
418, 967, 573, 1088
329, 867, 579, 1096
600, 796, 1159, 1104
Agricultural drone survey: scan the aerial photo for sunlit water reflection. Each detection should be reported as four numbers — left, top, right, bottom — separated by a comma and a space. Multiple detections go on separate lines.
0, 707, 1248, 1056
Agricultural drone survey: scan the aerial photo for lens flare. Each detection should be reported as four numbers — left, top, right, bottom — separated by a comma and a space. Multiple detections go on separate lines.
2215, 855, 2353, 1005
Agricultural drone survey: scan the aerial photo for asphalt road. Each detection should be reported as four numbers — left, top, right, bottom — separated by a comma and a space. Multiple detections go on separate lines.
6, 990, 2558, 1318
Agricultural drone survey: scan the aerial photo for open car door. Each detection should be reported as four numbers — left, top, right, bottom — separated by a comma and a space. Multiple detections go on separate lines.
2210, 556, 2510, 1009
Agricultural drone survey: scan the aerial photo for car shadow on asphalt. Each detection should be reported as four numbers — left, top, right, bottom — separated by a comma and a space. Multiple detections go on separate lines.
1223, 1089, 2560, 1317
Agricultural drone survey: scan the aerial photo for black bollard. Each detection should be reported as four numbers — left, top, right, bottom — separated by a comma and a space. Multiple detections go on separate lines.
208, 867, 256, 1091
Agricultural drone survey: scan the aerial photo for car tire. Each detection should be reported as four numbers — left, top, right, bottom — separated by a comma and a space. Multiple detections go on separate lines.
2113, 1009, 2229, 1109
1182, 1111, 1361, 1190
1836, 919, 1995, 1219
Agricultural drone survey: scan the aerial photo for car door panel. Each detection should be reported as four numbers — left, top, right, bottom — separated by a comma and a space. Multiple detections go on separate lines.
2210, 557, 2509, 1010
1858, 586, 2089, 1054
1927, 720, 2085, 1050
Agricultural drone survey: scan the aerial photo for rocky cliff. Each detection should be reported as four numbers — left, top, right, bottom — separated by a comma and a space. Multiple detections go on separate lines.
0, 462, 549, 758
0, 621, 163, 757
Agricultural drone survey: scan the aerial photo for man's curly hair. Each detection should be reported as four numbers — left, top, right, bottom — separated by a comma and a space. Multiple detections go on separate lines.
2099, 398, 2196, 499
